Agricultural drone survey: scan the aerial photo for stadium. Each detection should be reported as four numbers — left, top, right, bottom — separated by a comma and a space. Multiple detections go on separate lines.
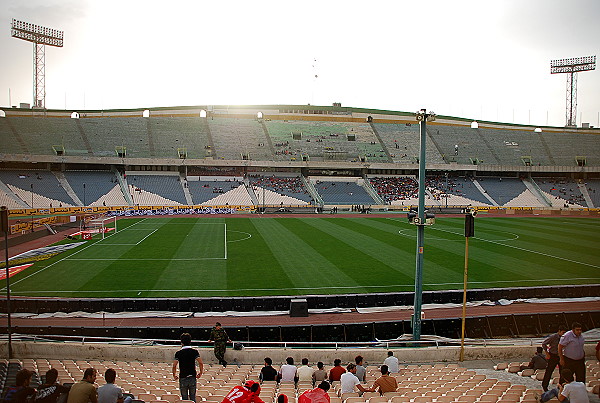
1, 2, 600, 403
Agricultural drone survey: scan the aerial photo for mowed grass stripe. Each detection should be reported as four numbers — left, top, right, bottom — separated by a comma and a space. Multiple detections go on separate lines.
148, 218, 228, 296
7, 218, 150, 296
79, 217, 197, 292
322, 217, 464, 287
430, 218, 600, 284
251, 217, 363, 293
433, 217, 599, 265
280, 217, 412, 290
469, 217, 600, 254
222, 218, 297, 296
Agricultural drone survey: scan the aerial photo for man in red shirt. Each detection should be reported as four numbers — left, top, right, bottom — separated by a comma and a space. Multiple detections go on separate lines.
328, 359, 346, 382
299, 381, 331, 403
221, 381, 264, 403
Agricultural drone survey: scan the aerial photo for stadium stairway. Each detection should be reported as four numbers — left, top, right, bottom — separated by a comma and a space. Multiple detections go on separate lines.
302, 176, 323, 205
522, 178, 552, 207
180, 173, 193, 205
362, 175, 386, 205
0, 180, 29, 208
245, 182, 260, 205
368, 122, 393, 162
579, 182, 594, 208
259, 120, 277, 157
471, 178, 499, 206
54, 172, 84, 206
116, 170, 134, 206
204, 118, 216, 158
74, 119, 94, 155
145, 118, 156, 157
474, 128, 501, 164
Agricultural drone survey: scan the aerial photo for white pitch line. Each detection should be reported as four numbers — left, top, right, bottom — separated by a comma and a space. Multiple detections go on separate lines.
9, 276, 600, 295
387, 218, 600, 269
224, 222, 227, 259
432, 225, 600, 269
65, 258, 226, 261
134, 229, 158, 245
2, 218, 150, 289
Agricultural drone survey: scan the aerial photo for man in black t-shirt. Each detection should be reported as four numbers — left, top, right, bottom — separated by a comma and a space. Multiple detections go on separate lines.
36, 368, 71, 403
259, 357, 278, 382
173, 333, 204, 402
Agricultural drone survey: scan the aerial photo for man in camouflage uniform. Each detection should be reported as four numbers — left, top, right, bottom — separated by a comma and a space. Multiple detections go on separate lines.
209, 322, 231, 366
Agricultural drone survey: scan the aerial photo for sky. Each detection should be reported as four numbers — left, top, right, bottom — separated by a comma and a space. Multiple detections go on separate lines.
0, 0, 599, 127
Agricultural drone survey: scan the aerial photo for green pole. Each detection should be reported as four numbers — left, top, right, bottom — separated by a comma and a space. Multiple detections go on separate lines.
413, 110, 428, 341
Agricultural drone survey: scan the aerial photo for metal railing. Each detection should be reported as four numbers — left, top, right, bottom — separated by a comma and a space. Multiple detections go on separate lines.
4, 333, 590, 350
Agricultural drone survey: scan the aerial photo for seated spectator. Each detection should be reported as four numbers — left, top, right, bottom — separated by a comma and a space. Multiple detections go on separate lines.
298, 381, 331, 403
222, 381, 264, 403
297, 358, 315, 383
354, 356, 366, 383
383, 351, 399, 374
98, 369, 131, 403
67, 368, 98, 403
328, 359, 346, 382
2, 369, 36, 403
369, 365, 398, 395
340, 364, 369, 395
313, 362, 328, 384
521, 347, 548, 371
278, 357, 297, 384
537, 368, 588, 403
36, 369, 71, 403
260, 358, 278, 383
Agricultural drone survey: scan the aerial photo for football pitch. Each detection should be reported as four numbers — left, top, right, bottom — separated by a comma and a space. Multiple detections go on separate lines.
7, 215, 600, 298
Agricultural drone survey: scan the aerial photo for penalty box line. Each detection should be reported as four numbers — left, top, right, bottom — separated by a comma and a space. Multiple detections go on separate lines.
2, 218, 150, 290
92, 229, 159, 246
72, 222, 227, 260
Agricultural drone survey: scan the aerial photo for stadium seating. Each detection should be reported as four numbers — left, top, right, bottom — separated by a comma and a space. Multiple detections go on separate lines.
372, 123, 445, 164
540, 130, 600, 167
313, 180, 377, 205
209, 118, 273, 161
64, 171, 120, 206
585, 179, 600, 208
0, 187, 25, 209
249, 175, 312, 203
368, 177, 418, 204
0, 170, 77, 207
264, 120, 389, 162
425, 175, 492, 206
533, 177, 587, 208
147, 117, 210, 159
1, 116, 89, 156
187, 180, 246, 205
127, 175, 187, 205
428, 126, 497, 165
477, 128, 554, 166
475, 177, 538, 206
3, 359, 559, 403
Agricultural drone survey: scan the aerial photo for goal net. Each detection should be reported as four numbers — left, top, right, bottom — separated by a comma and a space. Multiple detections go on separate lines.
81, 216, 117, 240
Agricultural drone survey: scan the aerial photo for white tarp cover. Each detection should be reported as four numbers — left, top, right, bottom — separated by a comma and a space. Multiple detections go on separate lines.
3, 296, 598, 319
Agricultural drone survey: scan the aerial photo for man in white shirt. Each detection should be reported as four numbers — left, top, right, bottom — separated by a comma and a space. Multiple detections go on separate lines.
383, 351, 399, 374
537, 369, 589, 403
296, 358, 314, 383
278, 357, 298, 384
340, 364, 369, 395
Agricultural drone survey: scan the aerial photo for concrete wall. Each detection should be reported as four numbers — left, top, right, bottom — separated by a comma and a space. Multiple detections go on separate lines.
1, 342, 597, 366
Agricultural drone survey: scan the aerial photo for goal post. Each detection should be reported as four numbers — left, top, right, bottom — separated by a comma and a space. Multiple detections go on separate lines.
86, 216, 117, 239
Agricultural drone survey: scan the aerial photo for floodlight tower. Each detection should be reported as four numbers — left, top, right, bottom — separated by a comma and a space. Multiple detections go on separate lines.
11, 19, 64, 109
550, 56, 596, 127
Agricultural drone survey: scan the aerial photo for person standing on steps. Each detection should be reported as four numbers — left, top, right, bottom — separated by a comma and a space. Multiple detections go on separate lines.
209, 322, 231, 366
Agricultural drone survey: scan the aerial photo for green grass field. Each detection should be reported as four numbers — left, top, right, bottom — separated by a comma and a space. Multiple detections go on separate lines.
7, 215, 600, 298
